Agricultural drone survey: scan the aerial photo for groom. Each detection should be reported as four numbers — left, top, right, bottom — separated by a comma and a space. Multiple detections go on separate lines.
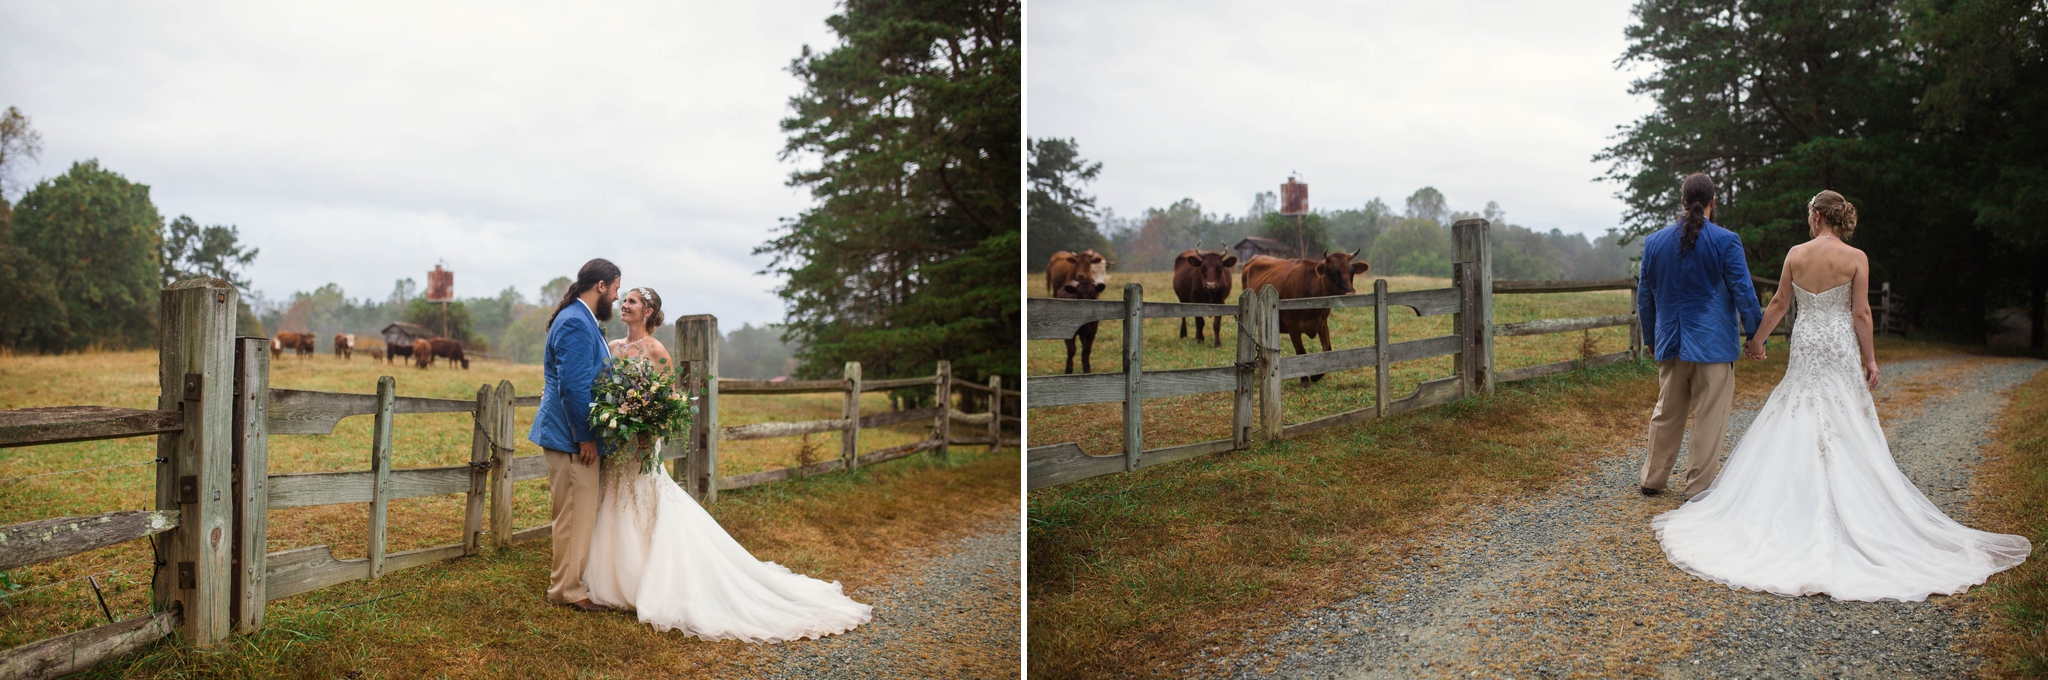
528, 258, 621, 612
1636, 174, 1761, 500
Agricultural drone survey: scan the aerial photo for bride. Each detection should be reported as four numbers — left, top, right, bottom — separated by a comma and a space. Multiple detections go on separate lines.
583, 286, 872, 640
1653, 191, 2030, 602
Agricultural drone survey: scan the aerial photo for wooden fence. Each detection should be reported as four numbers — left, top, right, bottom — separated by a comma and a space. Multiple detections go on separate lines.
0, 281, 1015, 678
1028, 220, 1647, 491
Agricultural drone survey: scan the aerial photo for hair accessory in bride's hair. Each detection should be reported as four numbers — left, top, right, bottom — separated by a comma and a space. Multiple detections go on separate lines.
632, 287, 665, 330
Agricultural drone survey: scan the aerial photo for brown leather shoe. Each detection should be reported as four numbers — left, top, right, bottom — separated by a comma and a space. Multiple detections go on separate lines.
1640, 487, 1664, 496
570, 599, 612, 612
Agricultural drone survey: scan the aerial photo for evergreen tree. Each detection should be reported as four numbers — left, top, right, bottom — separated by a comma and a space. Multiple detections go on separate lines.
1027, 137, 1108, 267
764, 0, 1019, 383
2, 160, 163, 352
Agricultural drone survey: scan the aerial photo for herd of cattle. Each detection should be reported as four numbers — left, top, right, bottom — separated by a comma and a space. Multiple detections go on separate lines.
268, 331, 470, 369
1045, 245, 1370, 385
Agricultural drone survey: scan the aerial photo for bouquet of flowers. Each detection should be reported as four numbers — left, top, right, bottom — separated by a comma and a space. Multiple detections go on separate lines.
588, 356, 697, 474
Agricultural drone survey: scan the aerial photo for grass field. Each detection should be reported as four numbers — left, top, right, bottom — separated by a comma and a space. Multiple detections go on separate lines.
1028, 271, 1639, 457
1970, 364, 2048, 677
1, 350, 1014, 677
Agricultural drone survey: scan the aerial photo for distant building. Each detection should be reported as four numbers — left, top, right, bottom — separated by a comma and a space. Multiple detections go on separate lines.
1233, 236, 1296, 263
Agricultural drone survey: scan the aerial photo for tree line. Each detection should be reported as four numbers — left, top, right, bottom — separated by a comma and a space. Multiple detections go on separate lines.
1029, 138, 1641, 280
0, 107, 263, 353
1600, 0, 2047, 349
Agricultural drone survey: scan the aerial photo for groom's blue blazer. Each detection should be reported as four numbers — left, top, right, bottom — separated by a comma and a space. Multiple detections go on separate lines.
528, 299, 612, 456
1637, 220, 1763, 364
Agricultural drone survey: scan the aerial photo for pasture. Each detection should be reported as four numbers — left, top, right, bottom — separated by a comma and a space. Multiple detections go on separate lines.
1, 350, 1013, 677
1027, 270, 1638, 458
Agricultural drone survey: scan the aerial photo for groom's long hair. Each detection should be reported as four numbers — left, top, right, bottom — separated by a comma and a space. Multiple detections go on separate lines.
1679, 173, 1716, 253
548, 258, 622, 328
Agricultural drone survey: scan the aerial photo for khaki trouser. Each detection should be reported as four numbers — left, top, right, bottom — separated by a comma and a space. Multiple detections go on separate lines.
545, 448, 602, 604
1642, 360, 1734, 498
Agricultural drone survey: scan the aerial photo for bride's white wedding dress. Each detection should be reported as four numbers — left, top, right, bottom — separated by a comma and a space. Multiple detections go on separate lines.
582, 341, 870, 641
1652, 281, 2030, 602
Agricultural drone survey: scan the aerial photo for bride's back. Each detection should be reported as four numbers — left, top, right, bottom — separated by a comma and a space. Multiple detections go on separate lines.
1783, 238, 1864, 294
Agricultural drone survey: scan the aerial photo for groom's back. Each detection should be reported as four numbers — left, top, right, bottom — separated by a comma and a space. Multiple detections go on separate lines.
1640, 221, 1760, 364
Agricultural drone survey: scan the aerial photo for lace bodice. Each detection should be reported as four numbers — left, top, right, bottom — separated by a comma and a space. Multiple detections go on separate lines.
1785, 282, 1861, 383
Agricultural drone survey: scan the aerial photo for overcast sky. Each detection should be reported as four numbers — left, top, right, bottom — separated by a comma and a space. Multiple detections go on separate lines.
1028, 0, 1655, 240
0, 1, 840, 328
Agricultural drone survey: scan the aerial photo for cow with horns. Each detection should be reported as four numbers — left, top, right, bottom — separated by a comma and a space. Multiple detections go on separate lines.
1172, 242, 1238, 347
1242, 249, 1371, 385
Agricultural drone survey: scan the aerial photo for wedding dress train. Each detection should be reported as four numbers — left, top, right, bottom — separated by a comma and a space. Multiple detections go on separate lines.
584, 441, 872, 641
1652, 281, 2030, 602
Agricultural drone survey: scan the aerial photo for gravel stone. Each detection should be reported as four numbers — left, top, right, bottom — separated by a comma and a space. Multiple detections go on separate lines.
1199, 356, 2045, 679
737, 520, 1021, 679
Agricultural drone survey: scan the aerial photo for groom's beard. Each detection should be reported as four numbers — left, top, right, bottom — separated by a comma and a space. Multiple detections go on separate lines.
594, 292, 616, 322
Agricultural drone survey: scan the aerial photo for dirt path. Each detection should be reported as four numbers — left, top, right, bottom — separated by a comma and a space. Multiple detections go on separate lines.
1202, 355, 2045, 679
734, 519, 1021, 679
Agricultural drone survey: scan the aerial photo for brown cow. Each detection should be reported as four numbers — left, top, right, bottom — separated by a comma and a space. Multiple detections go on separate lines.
412, 339, 433, 369
275, 332, 315, 358
366, 348, 384, 360
1044, 249, 1110, 296
1054, 275, 1108, 374
1242, 250, 1371, 385
427, 337, 470, 369
1172, 245, 1238, 347
270, 337, 283, 360
333, 333, 354, 360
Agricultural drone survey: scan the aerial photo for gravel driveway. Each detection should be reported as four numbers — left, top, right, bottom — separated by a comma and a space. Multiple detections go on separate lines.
1202, 355, 2045, 679
739, 519, 1021, 679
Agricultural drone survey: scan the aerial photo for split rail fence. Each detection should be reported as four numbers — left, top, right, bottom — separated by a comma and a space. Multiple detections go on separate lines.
0, 282, 1013, 679
1028, 220, 1645, 491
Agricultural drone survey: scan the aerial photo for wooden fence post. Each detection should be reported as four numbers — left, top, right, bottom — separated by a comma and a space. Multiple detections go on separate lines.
1232, 290, 1257, 450
1452, 261, 1471, 397
464, 384, 491, 556
489, 380, 515, 548
1375, 278, 1391, 419
842, 362, 860, 469
1628, 279, 1644, 360
934, 360, 952, 461
367, 376, 395, 578
986, 374, 1001, 451
231, 337, 269, 634
1121, 285, 1143, 471
1454, 218, 1495, 394
677, 315, 721, 502
1259, 285, 1282, 441
153, 278, 237, 645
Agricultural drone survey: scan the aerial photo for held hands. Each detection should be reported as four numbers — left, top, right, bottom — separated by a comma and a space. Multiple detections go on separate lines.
1743, 338, 1768, 361
578, 440, 599, 466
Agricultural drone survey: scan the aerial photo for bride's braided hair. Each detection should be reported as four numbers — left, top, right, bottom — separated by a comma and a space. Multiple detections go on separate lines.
632, 287, 665, 331
1809, 190, 1858, 240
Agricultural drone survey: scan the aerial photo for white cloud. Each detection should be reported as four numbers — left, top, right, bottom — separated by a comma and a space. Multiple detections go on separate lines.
1027, 0, 1655, 237
1, 0, 842, 327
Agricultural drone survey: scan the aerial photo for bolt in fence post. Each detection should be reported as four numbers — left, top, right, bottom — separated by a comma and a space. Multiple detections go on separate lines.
1123, 284, 1144, 470
464, 383, 491, 556
934, 360, 952, 461
367, 376, 394, 578
1259, 285, 1282, 441
154, 278, 236, 645
1376, 278, 1391, 419
231, 336, 269, 634
843, 362, 860, 469
1233, 289, 1257, 449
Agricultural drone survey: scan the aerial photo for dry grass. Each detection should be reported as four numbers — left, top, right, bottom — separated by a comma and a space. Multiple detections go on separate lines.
1, 349, 1015, 677
1966, 362, 2048, 678
1025, 329, 1959, 678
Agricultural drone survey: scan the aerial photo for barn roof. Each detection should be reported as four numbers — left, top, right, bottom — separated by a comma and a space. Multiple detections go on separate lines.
381, 322, 435, 341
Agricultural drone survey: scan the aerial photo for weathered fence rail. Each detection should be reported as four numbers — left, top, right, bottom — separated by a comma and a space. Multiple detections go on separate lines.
0, 281, 1014, 678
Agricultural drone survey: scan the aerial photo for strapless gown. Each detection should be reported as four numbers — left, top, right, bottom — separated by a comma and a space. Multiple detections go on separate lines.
1652, 281, 2030, 601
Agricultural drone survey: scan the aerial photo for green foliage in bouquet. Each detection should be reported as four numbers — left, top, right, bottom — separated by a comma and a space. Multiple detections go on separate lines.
588, 356, 696, 474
